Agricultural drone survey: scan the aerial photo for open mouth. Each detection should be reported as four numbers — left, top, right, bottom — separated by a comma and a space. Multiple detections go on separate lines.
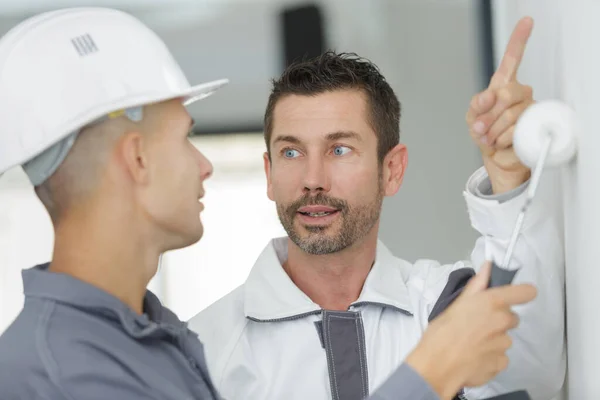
296, 206, 340, 223
298, 210, 338, 217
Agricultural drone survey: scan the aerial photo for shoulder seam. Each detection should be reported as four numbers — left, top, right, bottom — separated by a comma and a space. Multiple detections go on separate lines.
35, 300, 74, 400
216, 314, 251, 390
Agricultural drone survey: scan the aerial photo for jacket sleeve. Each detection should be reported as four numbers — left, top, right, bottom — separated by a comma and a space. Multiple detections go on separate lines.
461, 167, 566, 399
368, 363, 440, 400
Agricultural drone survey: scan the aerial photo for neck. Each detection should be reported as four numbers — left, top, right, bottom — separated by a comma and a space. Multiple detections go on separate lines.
48, 204, 160, 315
284, 229, 378, 311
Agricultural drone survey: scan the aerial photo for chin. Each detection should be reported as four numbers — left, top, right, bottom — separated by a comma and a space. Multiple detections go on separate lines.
171, 224, 204, 250
187, 225, 205, 245
295, 228, 335, 245
298, 221, 337, 235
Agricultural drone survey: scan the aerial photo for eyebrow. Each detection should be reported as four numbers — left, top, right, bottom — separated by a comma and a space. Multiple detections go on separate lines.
325, 131, 362, 142
272, 135, 301, 145
272, 131, 362, 146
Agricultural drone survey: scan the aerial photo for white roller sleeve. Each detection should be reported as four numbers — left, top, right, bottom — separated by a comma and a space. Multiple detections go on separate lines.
513, 100, 578, 169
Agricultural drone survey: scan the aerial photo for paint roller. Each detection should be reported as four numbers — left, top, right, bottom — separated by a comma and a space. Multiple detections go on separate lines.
488, 99, 578, 286
481, 99, 577, 400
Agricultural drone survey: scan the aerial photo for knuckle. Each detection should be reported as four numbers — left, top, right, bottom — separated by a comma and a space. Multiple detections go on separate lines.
488, 126, 501, 142
500, 312, 518, 330
511, 313, 521, 329
483, 112, 496, 128
502, 108, 517, 124
467, 97, 479, 117
470, 94, 479, 107
497, 88, 512, 105
496, 132, 512, 149
497, 355, 509, 373
524, 85, 534, 97
502, 334, 513, 350
500, 312, 514, 330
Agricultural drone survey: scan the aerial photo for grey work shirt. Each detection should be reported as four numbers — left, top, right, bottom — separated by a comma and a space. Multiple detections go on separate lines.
0, 263, 220, 400
0, 264, 439, 400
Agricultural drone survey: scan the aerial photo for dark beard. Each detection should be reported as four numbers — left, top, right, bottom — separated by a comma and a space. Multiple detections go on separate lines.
276, 188, 383, 255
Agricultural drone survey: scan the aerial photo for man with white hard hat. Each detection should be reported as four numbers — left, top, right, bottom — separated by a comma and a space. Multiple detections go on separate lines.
0, 7, 227, 399
0, 7, 536, 400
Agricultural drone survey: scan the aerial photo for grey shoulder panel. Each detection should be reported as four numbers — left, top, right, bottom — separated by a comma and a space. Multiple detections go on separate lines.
428, 267, 475, 322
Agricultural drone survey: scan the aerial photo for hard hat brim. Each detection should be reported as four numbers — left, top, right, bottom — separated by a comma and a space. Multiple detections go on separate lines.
181, 78, 229, 106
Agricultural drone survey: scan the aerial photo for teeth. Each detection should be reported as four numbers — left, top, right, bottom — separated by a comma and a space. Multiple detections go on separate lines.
307, 211, 332, 217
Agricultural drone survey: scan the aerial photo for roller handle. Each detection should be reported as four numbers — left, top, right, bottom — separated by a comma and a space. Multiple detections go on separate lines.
481, 390, 531, 399
488, 261, 519, 288
481, 267, 531, 400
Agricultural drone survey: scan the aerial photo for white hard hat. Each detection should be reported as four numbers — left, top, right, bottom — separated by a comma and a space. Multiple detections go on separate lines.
0, 7, 228, 186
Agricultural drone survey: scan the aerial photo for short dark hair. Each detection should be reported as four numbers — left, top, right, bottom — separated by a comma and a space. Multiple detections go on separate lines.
263, 51, 401, 163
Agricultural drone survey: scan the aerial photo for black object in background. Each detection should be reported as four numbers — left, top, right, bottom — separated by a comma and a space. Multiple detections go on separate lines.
478, 0, 496, 87
280, 4, 326, 68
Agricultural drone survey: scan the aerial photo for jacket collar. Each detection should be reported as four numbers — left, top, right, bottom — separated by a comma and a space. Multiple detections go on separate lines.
244, 237, 414, 321
22, 263, 187, 338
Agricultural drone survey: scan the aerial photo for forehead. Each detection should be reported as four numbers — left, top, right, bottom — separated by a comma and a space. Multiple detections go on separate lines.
157, 99, 191, 123
148, 99, 192, 136
271, 89, 374, 143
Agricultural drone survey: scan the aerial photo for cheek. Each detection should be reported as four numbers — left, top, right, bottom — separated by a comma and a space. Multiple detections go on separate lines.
163, 149, 185, 177
332, 164, 380, 200
136, 143, 204, 233
270, 163, 302, 197
155, 147, 196, 203
178, 148, 202, 198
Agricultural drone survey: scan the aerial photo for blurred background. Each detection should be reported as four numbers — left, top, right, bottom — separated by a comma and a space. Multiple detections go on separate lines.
0, 0, 556, 332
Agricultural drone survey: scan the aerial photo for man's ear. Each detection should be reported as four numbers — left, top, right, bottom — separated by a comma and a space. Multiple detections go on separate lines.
381, 143, 408, 197
116, 131, 151, 185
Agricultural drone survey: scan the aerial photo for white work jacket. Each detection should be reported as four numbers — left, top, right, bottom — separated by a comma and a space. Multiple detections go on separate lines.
189, 167, 566, 400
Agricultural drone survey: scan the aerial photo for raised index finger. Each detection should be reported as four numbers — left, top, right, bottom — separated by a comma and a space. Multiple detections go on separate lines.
489, 16, 534, 88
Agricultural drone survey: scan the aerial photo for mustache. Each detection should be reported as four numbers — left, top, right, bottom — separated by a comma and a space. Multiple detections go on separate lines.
286, 192, 348, 214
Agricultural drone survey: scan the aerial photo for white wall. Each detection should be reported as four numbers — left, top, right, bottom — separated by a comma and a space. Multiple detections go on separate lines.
0, 177, 53, 331
560, 2, 600, 398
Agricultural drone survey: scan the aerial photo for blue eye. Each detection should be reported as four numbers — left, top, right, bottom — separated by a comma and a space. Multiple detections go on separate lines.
283, 149, 300, 158
333, 146, 351, 156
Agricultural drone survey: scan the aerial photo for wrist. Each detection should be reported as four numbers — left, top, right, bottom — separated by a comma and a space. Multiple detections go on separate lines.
484, 163, 531, 194
490, 172, 530, 194
405, 345, 465, 400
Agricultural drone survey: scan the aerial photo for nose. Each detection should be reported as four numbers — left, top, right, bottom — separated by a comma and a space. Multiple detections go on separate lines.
196, 148, 213, 182
302, 155, 330, 194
